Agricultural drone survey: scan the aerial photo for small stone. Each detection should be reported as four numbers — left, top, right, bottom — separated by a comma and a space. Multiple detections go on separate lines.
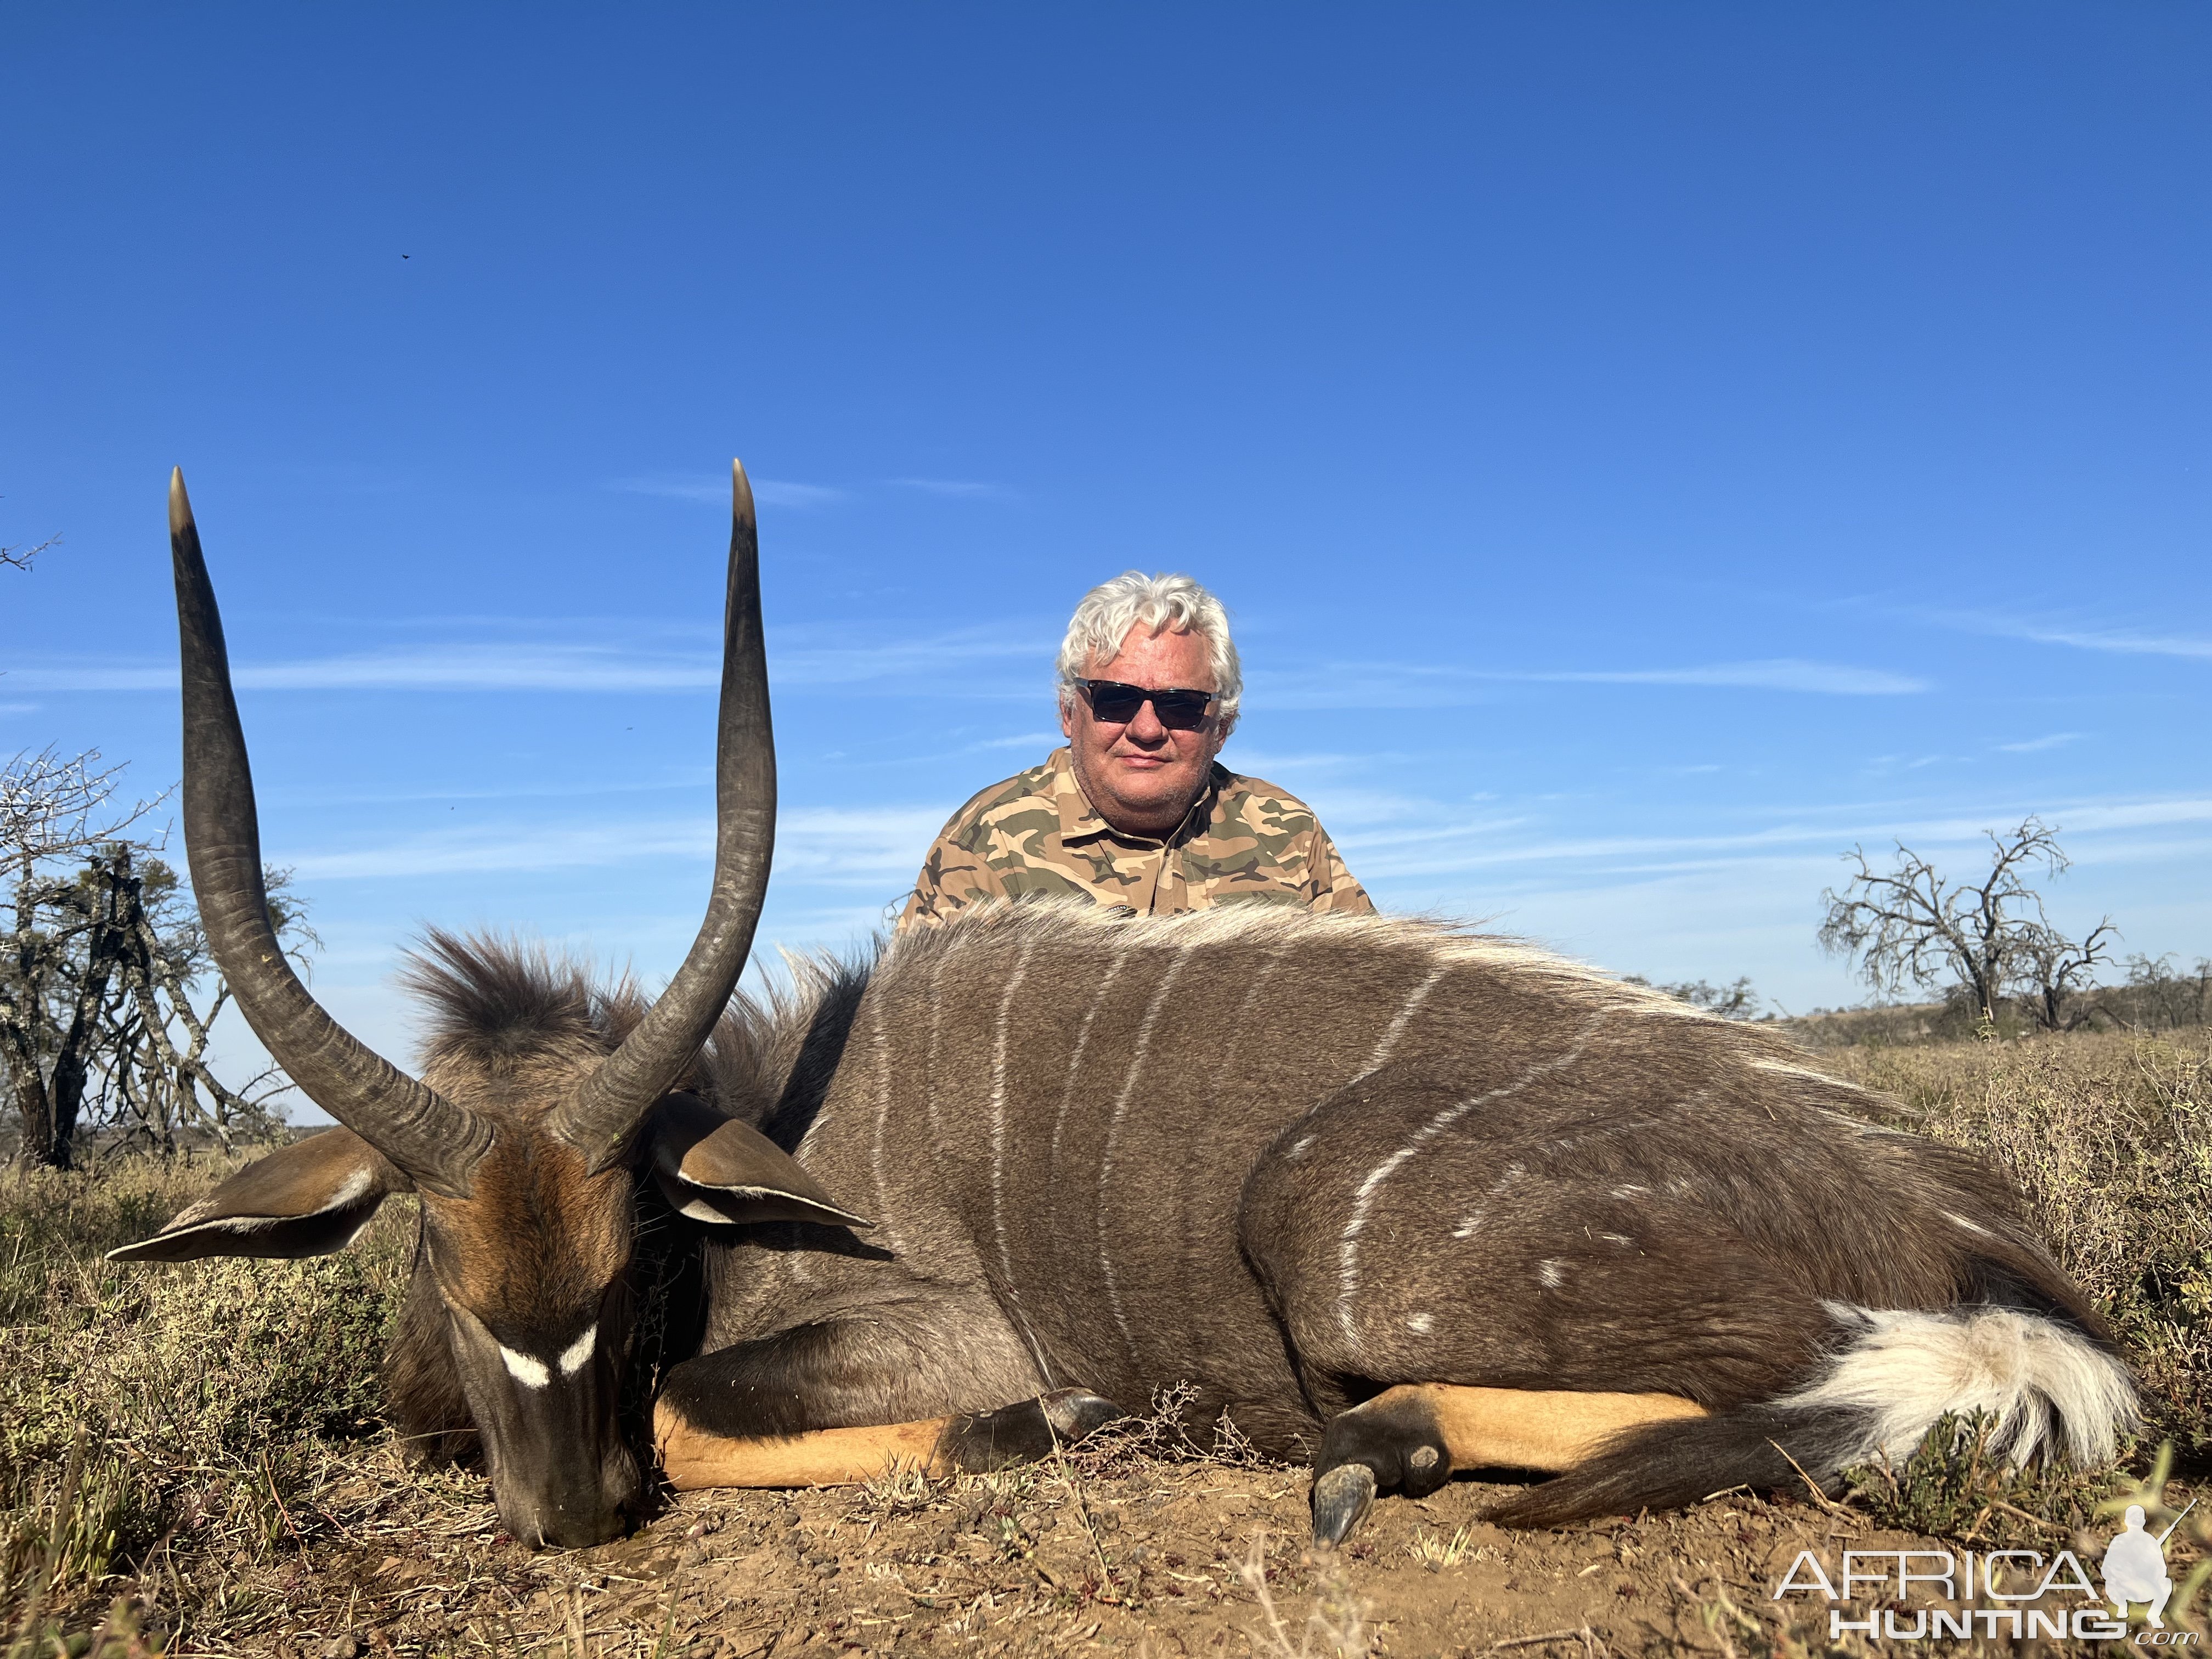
319, 1639, 364, 1659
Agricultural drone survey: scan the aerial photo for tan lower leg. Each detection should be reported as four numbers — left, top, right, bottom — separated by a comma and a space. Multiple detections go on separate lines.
656, 1401, 956, 1489
1367, 1383, 1707, 1474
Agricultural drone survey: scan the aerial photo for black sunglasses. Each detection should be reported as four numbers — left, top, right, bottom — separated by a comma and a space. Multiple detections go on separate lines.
1074, 678, 1217, 730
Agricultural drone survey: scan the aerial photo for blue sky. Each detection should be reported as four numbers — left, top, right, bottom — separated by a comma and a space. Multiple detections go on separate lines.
3, 6, 2207, 1108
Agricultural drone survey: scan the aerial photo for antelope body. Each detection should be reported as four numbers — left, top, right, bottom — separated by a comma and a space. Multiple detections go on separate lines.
118, 465, 2136, 1550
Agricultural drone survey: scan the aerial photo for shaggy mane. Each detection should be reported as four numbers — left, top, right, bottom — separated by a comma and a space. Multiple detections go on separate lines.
400, 929, 650, 1074
394, 926, 874, 1121
707, 949, 876, 1141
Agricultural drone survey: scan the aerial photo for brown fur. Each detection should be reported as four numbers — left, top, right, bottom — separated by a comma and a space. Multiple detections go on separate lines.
181, 905, 2112, 1538
364, 932, 713, 1540
659, 900, 2117, 1522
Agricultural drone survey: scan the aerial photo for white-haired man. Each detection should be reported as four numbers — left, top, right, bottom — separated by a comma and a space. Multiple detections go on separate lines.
900, 572, 1371, 927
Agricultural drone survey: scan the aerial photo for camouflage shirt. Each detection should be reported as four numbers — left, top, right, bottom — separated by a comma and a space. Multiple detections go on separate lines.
899, 746, 1373, 929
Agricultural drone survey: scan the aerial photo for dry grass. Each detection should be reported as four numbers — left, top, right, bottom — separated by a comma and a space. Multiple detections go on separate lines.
1, 1028, 2205, 1652
0, 1153, 417, 1650
1234, 1531, 1370, 1658
1824, 1028, 2212, 1457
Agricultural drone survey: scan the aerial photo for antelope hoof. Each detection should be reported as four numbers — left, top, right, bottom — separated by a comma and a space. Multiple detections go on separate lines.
937, 1389, 1124, 1473
1311, 1463, 1378, 1547
1040, 1387, 1125, 1443
1312, 1389, 1453, 1506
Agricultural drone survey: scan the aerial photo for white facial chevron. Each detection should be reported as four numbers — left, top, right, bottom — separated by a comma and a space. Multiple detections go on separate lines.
557, 1324, 597, 1378
497, 1323, 596, 1390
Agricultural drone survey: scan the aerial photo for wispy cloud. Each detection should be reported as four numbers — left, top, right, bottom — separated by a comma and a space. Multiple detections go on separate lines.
772, 807, 955, 883
1335, 793, 2212, 882
9, 623, 1056, 695
2001, 624, 2212, 660
769, 625, 1050, 687
753, 479, 849, 510
7, 645, 719, 693
888, 477, 1015, 501
283, 805, 947, 884
0, 702, 40, 715
1997, 732, 2085, 754
1526, 660, 1929, 695
1901, 605, 2212, 662
286, 819, 713, 880
609, 474, 847, 509
1225, 751, 1420, 783
969, 731, 1060, 751
1262, 657, 1929, 708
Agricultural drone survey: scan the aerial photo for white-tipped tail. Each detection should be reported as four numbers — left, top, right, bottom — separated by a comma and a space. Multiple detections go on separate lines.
1784, 1303, 2139, 1467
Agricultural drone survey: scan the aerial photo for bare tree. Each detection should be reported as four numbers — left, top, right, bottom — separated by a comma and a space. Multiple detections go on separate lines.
0, 747, 301, 1166
2016, 918, 2119, 1032
1817, 816, 2115, 1028
2106, 953, 2212, 1031
1626, 974, 1762, 1019
0, 532, 59, 572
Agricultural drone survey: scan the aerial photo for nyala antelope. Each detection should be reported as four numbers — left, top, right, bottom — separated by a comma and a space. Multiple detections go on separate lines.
118, 464, 2136, 1550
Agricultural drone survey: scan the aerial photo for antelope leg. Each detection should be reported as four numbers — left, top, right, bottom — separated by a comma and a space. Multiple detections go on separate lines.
656, 1387, 1121, 1490
1311, 1384, 1706, 1544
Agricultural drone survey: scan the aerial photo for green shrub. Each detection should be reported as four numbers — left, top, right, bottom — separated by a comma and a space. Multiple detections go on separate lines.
1842, 1411, 2132, 1544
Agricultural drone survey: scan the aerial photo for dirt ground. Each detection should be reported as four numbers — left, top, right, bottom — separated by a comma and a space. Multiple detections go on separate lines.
81, 1438, 2200, 1659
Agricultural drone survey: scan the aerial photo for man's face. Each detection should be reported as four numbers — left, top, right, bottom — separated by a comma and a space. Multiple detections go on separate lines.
1060, 625, 1226, 837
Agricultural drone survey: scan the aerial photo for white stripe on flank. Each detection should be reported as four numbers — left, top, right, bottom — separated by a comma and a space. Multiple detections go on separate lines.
1098, 942, 1195, 1362
989, 936, 1041, 1295
924, 950, 948, 1144
794, 1103, 831, 1160
499, 1345, 550, 1389
867, 1000, 905, 1257
1355, 961, 1448, 1081
1207, 940, 1293, 1093
1049, 935, 1135, 1175
1335, 1018, 1600, 1346
557, 1325, 597, 1378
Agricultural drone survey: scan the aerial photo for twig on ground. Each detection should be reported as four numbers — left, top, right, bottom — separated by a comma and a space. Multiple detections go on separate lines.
1482, 1627, 1608, 1657
1767, 1439, 1852, 1517
1235, 1529, 1371, 1658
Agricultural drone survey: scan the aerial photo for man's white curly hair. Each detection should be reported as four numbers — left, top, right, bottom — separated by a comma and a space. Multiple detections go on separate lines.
1054, 571, 1242, 729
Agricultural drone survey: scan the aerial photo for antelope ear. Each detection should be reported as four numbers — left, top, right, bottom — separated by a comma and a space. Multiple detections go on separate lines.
107, 1128, 407, 1262
646, 1093, 872, 1230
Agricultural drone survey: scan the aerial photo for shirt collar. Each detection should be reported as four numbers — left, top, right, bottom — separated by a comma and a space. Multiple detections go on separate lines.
1049, 745, 1229, 849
